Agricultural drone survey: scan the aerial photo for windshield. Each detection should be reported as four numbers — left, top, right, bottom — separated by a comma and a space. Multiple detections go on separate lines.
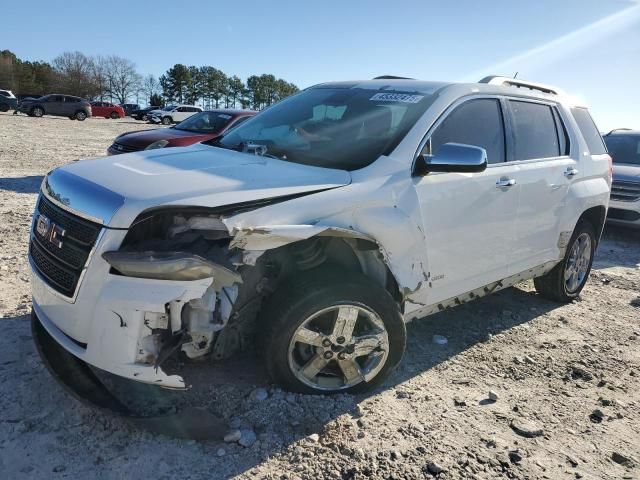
215, 87, 434, 170
174, 111, 234, 133
604, 135, 640, 165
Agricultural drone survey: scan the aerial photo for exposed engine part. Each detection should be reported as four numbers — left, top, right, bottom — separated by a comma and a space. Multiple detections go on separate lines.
180, 284, 238, 359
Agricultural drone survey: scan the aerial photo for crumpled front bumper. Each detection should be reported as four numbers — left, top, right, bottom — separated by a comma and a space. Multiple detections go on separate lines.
31, 266, 213, 389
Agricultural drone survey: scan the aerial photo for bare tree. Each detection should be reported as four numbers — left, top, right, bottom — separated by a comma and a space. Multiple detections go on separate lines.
103, 55, 142, 104
141, 74, 160, 105
52, 51, 96, 97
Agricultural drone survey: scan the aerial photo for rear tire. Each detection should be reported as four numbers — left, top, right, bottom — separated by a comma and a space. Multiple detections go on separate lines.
534, 221, 596, 302
75, 111, 87, 121
161, 116, 172, 125
110, 111, 119, 119
261, 269, 406, 394
31, 107, 44, 117
141, 114, 148, 121
0, 103, 9, 112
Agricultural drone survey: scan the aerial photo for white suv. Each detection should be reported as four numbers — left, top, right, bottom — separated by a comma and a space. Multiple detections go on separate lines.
148, 104, 203, 124
29, 76, 611, 402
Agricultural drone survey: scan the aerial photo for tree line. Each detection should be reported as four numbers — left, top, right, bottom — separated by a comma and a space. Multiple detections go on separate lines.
0, 49, 299, 109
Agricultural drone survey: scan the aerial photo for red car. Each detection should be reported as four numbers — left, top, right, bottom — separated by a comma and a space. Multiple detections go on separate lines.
91, 102, 125, 119
107, 109, 256, 155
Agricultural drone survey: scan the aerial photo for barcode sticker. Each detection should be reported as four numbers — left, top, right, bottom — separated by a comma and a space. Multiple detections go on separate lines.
370, 93, 424, 103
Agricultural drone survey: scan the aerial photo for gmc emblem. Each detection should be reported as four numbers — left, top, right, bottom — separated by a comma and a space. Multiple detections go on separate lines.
36, 214, 65, 249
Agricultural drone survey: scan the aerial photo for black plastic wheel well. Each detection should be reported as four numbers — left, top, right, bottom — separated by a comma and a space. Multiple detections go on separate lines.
279, 236, 402, 304
577, 205, 607, 243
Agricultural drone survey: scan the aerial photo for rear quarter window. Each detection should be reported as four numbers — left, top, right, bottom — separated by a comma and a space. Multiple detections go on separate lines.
571, 108, 607, 155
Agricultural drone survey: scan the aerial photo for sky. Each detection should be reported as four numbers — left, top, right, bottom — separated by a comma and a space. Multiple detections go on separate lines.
1, 0, 639, 130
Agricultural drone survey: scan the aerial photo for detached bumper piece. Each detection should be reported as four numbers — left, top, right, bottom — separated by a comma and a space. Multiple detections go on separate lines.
31, 310, 227, 440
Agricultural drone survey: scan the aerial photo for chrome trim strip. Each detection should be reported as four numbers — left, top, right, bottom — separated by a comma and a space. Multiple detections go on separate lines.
43, 168, 126, 226
41, 182, 104, 225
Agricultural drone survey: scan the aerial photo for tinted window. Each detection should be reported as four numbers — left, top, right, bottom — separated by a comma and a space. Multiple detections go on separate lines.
509, 101, 560, 160
571, 108, 607, 154
0, 91, 9, 97
604, 135, 640, 165
65, 96, 80, 103
427, 98, 505, 164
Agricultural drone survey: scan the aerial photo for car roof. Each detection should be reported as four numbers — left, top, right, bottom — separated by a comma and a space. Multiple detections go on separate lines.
311, 76, 584, 107
203, 109, 256, 116
604, 129, 640, 137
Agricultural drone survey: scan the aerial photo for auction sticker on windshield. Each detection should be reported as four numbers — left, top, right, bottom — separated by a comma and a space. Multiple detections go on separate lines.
369, 93, 424, 103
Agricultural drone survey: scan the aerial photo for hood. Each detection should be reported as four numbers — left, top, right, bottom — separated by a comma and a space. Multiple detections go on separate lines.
613, 164, 640, 183
117, 128, 213, 148
45, 144, 351, 228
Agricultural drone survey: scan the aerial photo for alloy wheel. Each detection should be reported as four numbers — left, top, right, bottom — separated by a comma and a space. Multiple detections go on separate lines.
565, 232, 592, 293
287, 304, 389, 391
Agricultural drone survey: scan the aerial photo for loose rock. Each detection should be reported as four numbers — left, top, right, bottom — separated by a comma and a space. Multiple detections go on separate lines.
488, 390, 499, 402
224, 429, 242, 443
238, 429, 257, 448
510, 419, 544, 438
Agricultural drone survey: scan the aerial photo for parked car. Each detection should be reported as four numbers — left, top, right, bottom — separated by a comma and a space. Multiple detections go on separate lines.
130, 106, 161, 121
18, 94, 92, 120
0, 89, 18, 112
90, 101, 125, 119
107, 109, 255, 155
148, 104, 203, 124
120, 103, 140, 116
603, 129, 640, 227
29, 76, 611, 404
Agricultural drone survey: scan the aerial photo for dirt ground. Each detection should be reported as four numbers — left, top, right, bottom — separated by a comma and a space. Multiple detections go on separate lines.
0, 111, 639, 479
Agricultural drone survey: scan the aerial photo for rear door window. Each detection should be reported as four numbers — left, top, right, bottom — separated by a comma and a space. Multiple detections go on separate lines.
571, 108, 607, 154
426, 98, 506, 164
508, 100, 560, 160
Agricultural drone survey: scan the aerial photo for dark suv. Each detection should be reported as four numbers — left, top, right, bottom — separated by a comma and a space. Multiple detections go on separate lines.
18, 94, 92, 121
603, 129, 640, 227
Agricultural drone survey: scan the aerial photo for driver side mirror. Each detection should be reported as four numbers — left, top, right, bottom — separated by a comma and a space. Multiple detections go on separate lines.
413, 142, 488, 176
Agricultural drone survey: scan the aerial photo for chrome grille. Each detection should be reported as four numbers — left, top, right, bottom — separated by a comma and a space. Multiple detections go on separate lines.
29, 195, 102, 297
611, 180, 640, 202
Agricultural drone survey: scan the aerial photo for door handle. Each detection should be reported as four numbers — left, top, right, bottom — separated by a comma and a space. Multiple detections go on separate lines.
564, 167, 579, 178
496, 178, 516, 188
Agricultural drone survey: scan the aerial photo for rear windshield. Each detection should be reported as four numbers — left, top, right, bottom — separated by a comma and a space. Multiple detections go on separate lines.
216, 87, 434, 170
604, 135, 640, 165
571, 108, 607, 155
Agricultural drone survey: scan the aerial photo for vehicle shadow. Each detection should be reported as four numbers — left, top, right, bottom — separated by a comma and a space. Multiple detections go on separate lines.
0, 175, 43, 194
7, 283, 568, 478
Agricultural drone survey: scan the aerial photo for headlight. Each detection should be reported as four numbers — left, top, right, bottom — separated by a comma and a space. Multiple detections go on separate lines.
145, 139, 169, 150
102, 251, 241, 287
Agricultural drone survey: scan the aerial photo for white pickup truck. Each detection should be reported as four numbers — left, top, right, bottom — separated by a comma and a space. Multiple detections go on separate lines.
30, 76, 611, 400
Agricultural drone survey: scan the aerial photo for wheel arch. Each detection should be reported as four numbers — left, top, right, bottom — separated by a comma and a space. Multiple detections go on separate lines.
577, 205, 607, 244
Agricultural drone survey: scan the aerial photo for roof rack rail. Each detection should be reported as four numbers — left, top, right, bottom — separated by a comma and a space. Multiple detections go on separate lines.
373, 75, 415, 80
478, 75, 564, 95
603, 128, 632, 136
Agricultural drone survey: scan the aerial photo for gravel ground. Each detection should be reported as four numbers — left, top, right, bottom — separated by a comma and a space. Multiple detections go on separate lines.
0, 111, 639, 479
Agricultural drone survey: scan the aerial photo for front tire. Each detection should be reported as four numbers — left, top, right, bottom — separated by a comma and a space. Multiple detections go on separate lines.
534, 221, 596, 302
31, 106, 44, 117
262, 269, 406, 394
161, 116, 172, 125
0, 103, 9, 112
75, 111, 87, 121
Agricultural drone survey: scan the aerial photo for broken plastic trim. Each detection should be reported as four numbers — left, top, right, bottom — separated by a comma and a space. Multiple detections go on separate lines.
102, 251, 242, 289
31, 311, 227, 440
